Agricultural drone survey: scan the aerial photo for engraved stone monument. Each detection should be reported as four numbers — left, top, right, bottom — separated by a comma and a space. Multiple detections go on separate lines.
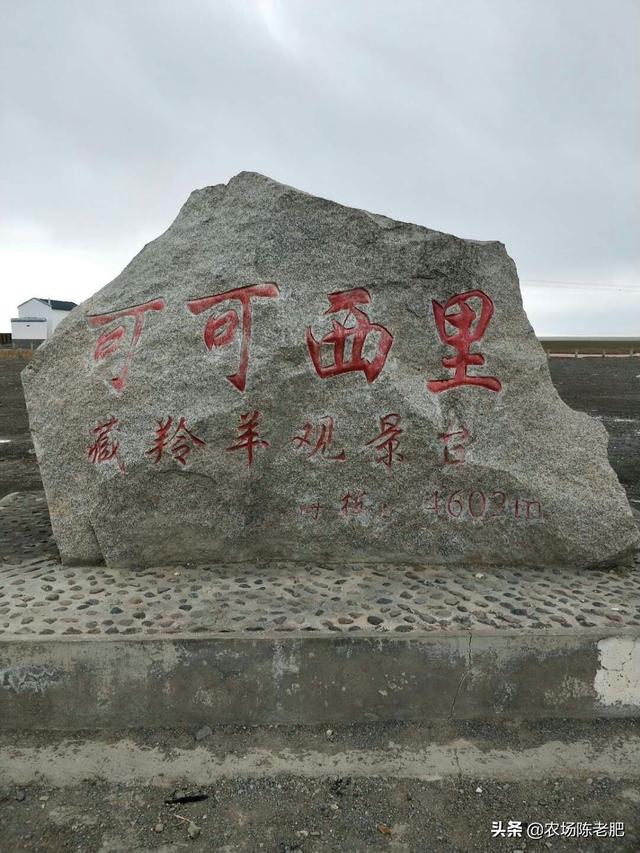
22, 172, 639, 568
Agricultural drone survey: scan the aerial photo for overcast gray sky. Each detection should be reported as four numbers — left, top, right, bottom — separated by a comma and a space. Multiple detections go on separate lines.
1, 0, 638, 335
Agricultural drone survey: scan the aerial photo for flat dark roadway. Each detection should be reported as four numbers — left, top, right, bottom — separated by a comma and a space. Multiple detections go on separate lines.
0, 355, 638, 504
547, 357, 640, 507
0, 356, 42, 496
0, 356, 30, 438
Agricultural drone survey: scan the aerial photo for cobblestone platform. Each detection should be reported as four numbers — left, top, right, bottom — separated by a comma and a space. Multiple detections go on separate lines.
1, 492, 639, 638
1, 492, 639, 728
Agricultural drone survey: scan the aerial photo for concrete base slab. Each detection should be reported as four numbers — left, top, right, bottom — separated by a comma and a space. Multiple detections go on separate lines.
1, 493, 639, 728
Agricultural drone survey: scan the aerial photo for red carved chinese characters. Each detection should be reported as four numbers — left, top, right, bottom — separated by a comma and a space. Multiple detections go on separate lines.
341, 491, 366, 516
439, 424, 470, 464
296, 496, 398, 521
227, 410, 269, 467
427, 290, 502, 393
366, 413, 404, 469
87, 416, 125, 473
88, 299, 166, 393
299, 501, 323, 520
146, 417, 206, 466
186, 283, 279, 392
306, 288, 393, 383
292, 416, 346, 461
377, 503, 394, 520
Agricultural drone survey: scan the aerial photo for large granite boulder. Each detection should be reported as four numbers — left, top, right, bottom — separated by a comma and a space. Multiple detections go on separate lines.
22, 172, 639, 569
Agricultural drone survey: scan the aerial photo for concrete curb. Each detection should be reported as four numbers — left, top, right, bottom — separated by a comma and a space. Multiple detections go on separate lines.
1, 628, 639, 729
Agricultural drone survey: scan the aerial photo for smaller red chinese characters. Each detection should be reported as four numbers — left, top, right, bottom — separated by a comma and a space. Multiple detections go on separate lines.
306, 288, 393, 383
88, 298, 166, 393
299, 501, 324, 521
439, 424, 470, 465
146, 417, 206, 466
366, 413, 404, 469
427, 290, 501, 393
87, 416, 125, 473
340, 491, 367, 516
227, 410, 269, 467
292, 416, 346, 461
186, 283, 279, 392
377, 503, 395, 520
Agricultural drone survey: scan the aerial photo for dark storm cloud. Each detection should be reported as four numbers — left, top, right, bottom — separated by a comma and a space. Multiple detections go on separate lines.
0, 0, 638, 333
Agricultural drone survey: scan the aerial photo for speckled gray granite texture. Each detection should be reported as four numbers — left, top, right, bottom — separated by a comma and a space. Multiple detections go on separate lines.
21, 172, 639, 569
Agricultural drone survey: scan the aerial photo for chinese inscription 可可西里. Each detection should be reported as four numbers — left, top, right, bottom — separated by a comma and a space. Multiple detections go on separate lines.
87, 284, 501, 395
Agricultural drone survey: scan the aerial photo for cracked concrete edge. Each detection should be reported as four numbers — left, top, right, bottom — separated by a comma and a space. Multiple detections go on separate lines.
448, 632, 473, 718
1, 631, 639, 729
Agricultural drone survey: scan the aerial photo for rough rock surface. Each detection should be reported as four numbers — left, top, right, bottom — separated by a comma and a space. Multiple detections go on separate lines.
22, 172, 639, 569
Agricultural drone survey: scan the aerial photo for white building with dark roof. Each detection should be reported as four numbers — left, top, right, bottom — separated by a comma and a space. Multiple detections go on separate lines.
11, 298, 77, 348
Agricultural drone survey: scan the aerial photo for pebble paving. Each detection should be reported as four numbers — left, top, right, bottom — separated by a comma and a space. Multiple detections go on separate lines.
1, 492, 639, 638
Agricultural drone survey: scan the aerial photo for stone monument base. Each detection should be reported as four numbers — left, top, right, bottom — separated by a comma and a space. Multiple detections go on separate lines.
1, 493, 639, 730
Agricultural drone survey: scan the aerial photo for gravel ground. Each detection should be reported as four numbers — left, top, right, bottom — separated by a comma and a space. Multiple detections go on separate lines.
1, 721, 639, 852
2, 774, 638, 852
547, 358, 640, 506
0, 356, 41, 496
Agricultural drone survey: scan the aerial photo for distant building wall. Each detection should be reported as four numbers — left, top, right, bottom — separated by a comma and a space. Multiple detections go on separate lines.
10, 318, 47, 348
17, 299, 55, 336
11, 340, 44, 350
49, 308, 70, 335
12, 299, 76, 345
18, 299, 51, 319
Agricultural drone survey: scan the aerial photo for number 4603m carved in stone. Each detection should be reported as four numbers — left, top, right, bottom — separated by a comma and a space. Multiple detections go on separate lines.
429, 490, 542, 521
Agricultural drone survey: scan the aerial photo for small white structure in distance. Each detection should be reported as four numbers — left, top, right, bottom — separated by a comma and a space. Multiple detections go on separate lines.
11, 298, 77, 349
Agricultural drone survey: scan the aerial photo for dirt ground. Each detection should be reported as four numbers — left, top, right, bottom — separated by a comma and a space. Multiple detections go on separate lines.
2, 773, 638, 852
1, 720, 639, 852
0, 355, 42, 496
548, 358, 640, 507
